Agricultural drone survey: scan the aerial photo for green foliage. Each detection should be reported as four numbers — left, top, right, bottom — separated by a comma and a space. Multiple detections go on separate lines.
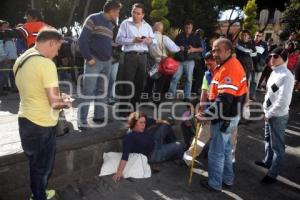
150, 6, 168, 19
42, 0, 74, 29
282, 0, 300, 33
242, 0, 258, 35
161, 17, 170, 30
150, 0, 170, 29
151, 0, 167, 9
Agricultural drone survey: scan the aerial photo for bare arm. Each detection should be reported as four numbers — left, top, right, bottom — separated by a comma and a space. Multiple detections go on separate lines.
46, 87, 71, 110
112, 159, 127, 182
199, 89, 208, 112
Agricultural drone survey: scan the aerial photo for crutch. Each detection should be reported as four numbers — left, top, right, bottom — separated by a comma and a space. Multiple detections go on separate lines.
188, 121, 202, 185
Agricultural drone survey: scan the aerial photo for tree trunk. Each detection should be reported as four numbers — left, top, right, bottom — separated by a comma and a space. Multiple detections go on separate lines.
67, 0, 80, 29
83, 0, 92, 22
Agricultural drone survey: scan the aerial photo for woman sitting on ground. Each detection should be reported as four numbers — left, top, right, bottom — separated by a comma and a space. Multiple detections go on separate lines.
112, 112, 184, 182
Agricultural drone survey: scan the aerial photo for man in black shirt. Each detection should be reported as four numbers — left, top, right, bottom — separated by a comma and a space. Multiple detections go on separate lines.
168, 20, 202, 101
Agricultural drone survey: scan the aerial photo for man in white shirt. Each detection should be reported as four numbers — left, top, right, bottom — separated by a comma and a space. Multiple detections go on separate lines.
116, 3, 154, 116
255, 47, 294, 184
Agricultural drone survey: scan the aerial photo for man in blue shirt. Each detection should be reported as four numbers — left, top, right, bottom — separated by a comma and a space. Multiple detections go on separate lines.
77, 0, 122, 130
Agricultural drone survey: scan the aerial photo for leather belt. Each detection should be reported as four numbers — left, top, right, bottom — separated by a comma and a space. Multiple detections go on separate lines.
125, 51, 148, 55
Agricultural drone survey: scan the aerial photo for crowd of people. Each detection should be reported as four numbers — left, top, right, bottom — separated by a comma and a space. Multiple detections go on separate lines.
0, 0, 299, 199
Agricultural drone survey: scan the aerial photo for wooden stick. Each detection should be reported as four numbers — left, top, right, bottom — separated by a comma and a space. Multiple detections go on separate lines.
188, 122, 202, 185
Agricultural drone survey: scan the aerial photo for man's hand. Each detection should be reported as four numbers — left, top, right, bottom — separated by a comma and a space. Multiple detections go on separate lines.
112, 171, 123, 183
61, 93, 73, 108
87, 58, 96, 66
143, 37, 153, 45
195, 111, 208, 122
187, 46, 195, 54
133, 37, 144, 43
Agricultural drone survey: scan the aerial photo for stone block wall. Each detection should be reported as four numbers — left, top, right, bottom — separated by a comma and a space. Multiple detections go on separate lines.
0, 126, 124, 200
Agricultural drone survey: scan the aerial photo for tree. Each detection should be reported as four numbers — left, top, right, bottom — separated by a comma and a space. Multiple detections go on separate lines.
0, 0, 30, 26
167, 0, 219, 36
150, 0, 170, 29
242, 0, 258, 35
282, 0, 300, 33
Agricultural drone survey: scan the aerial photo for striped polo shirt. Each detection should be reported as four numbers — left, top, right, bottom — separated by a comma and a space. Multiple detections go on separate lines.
78, 12, 113, 61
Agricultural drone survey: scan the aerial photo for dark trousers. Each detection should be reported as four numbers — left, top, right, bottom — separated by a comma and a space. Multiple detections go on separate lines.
181, 122, 194, 149
144, 75, 172, 103
149, 124, 183, 163
192, 59, 206, 95
0, 61, 9, 90
149, 123, 177, 144
258, 67, 272, 88
116, 53, 147, 110
18, 118, 56, 200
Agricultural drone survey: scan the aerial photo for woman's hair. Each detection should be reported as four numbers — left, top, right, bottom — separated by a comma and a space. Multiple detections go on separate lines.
128, 112, 147, 129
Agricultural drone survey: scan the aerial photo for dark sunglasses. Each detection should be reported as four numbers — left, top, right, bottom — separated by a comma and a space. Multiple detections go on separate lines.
269, 54, 280, 59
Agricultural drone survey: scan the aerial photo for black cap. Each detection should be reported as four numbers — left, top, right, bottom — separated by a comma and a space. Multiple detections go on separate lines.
204, 51, 213, 60
271, 47, 288, 62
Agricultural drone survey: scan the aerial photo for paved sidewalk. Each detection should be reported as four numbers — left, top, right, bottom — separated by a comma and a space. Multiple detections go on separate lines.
0, 92, 300, 200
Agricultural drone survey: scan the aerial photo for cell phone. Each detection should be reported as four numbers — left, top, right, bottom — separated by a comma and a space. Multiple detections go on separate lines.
141, 36, 146, 39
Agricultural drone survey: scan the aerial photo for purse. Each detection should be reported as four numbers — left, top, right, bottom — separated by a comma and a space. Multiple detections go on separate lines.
158, 36, 179, 76
147, 54, 161, 79
55, 110, 73, 136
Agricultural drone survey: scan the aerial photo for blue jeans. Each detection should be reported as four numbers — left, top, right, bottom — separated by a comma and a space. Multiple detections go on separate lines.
0, 61, 9, 90
208, 116, 240, 191
107, 62, 119, 103
18, 117, 56, 200
168, 60, 195, 98
78, 58, 111, 124
149, 124, 183, 163
263, 115, 288, 178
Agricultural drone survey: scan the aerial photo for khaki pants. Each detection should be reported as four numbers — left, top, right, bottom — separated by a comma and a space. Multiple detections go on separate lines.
183, 122, 238, 166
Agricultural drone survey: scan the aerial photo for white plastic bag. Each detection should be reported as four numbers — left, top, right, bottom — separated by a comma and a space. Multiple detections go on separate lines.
99, 152, 151, 179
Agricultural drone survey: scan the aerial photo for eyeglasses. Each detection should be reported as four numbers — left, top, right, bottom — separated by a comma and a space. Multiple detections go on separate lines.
255, 35, 262, 37
269, 54, 280, 59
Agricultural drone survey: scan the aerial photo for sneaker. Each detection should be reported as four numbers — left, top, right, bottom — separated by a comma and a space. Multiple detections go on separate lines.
78, 122, 88, 131
255, 160, 271, 169
257, 88, 265, 92
29, 189, 56, 200
183, 98, 190, 102
261, 175, 277, 185
223, 182, 233, 189
92, 118, 105, 123
200, 181, 221, 192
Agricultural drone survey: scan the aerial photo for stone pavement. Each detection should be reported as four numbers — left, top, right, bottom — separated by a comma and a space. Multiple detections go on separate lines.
0, 91, 300, 200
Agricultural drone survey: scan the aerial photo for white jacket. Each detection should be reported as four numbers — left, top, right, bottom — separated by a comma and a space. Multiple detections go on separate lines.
263, 63, 294, 119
